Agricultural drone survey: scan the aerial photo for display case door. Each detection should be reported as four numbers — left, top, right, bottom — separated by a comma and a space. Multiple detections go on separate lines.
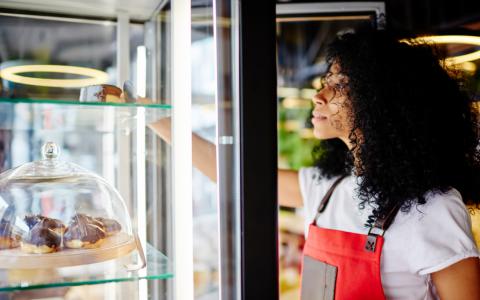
167, 0, 279, 299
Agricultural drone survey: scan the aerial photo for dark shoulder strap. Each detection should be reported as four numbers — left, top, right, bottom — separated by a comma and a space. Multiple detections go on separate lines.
316, 174, 348, 214
365, 204, 402, 252
374, 204, 402, 232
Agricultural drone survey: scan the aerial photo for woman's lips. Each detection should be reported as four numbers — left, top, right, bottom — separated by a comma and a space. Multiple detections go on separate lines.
311, 111, 327, 124
311, 116, 327, 124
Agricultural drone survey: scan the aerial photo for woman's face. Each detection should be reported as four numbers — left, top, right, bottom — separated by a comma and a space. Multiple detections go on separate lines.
311, 62, 353, 148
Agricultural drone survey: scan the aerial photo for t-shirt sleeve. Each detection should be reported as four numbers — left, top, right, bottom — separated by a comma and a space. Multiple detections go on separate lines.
407, 189, 480, 275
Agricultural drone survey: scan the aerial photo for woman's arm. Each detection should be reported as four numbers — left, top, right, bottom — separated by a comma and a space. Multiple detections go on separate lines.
149, 118, 304, 208
148, 118, 217, 182
278, 169, 303, 208
431, 257, 480, 299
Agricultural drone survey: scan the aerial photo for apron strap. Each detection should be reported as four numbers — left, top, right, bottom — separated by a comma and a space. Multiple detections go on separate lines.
365, 204, 402, 252
375, 203, 402, 232
310, 172, 402, 253
312, 174, 348, 223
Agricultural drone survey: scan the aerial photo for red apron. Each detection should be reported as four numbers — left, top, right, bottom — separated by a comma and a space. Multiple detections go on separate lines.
300, 175, 400, 300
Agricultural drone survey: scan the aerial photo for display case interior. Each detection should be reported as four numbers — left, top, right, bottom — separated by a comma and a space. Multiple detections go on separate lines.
0, 98, 172, 291
0, 1, 175, 295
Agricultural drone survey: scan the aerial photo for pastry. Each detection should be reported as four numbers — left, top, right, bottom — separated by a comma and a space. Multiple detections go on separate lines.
0, 221, 20, 250
95, 217, 121, 236
69, 213, 105, 230
24, 215, 66, 235
21, 224, 61, 254
64, 215, 106, 249
79, 84, 123, 103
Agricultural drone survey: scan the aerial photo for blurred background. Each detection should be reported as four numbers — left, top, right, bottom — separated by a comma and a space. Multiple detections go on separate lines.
276, 1, 480, 299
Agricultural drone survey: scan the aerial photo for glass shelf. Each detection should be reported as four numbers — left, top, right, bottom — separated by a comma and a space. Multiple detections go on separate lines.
0, 98, 171, 109
0, 98, 171, 132
0, 243, 173, 292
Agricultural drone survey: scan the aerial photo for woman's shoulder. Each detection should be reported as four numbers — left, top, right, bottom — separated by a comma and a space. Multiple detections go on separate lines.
387, 188, 479, 275
408, 188, 467, 220
393, 188, 469, 231
298, 166, 321, 181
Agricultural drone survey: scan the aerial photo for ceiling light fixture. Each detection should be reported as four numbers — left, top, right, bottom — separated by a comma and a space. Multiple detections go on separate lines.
0, 65, 109, 88
407, 35, 480, 65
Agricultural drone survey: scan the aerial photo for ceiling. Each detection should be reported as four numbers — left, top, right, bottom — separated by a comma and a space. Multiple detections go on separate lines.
0, 0, 166, 21
2, 0, 479, 30
278, 0, 480, 33
385, 0, 480, 34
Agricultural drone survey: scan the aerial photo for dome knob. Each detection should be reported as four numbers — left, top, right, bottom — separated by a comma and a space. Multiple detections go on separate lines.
41, 142, 60, 160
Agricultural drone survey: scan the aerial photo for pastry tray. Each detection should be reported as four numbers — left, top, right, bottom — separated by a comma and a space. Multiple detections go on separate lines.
0, 233, 136, 269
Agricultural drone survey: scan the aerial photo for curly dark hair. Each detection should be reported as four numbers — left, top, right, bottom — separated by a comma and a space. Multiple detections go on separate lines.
313, 29, 480, 224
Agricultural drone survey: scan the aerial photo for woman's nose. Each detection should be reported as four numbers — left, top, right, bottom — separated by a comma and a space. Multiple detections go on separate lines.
312, 88, 329, 105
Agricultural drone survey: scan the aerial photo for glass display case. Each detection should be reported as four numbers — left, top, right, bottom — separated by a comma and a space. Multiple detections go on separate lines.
0, 0, 279, 299
0, 5, 174, 297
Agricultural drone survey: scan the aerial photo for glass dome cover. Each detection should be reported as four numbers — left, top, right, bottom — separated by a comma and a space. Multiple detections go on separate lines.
0, 142, 134, 268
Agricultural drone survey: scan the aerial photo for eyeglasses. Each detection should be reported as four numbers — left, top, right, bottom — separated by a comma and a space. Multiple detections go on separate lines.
319, 72, 349, 99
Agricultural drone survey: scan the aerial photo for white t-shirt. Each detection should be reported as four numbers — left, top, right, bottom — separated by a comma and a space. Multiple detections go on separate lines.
299, 167, 479, 300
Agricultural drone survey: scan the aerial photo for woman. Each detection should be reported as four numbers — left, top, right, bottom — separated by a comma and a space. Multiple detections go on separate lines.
151, 29, 480, 299
280, 30, 480, 299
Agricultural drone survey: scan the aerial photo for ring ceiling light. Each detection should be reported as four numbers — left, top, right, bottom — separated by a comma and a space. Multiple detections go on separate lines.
0, 65, 109, 88
408, 35, 480, 65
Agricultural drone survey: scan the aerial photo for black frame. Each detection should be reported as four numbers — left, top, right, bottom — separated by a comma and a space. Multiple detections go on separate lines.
239, 0, 279, 299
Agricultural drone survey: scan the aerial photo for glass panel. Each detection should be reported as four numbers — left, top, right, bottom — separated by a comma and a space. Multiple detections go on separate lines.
189, 0, 241, 298
0, 244, 172, 292
0, 14, 144, 102
0, 281, 140, 300
0, 0, 241, 298
276, 9, 378, 300
144, 3, 174, 300
0, 97, 171, 292
149, 0, 240, 298
0, 11, 173, 297
191, 2, 219, 299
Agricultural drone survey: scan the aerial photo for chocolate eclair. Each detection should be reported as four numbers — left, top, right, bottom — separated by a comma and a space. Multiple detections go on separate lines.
95, 217, 122, 236
24, 215, 66, 235
21, 224, 61, 254
0, 221, 20, 250
70, 214, 105, 231
64, 217, 106, 249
